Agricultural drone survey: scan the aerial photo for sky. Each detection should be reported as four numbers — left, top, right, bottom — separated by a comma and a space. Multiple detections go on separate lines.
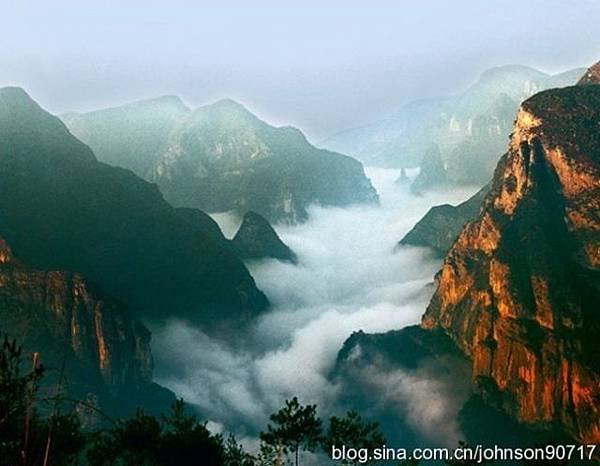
1, 0, 599, 140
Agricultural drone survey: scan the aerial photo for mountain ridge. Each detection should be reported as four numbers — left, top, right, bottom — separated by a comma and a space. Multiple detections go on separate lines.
0, 87, 268, 326
63, 96, 378, 223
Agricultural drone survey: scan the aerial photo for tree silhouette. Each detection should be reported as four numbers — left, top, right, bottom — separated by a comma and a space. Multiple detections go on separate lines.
322, 410, 385, 466
0, 333, 83, 466
260, 397, 322, 466
88, 399, 224, 466
223, 434, 255, 466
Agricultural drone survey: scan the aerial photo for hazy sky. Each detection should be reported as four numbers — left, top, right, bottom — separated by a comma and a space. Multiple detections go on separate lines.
2, 0, 599, 139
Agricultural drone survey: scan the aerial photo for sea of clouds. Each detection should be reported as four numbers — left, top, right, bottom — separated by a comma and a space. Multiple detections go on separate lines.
152, 168, 478, 445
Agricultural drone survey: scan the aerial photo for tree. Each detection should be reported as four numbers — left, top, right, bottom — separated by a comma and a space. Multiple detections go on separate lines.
0, 333, 83, 466
260, 397, 322, 466
322, 411, 386, 466
87, 399, 224, 466
222, 434, 256, 466
159, 399, 224, 466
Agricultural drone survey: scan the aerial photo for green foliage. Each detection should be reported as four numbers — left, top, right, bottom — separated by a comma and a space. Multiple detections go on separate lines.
0, 333, 393, 466
0, 333, 84, 466
222, 434, 256, 466
322, 411, 385, 466
260, 397, 322, 466
88, 399, 224, 466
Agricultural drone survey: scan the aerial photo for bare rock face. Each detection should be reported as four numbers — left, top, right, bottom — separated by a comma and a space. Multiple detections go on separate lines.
577, 61, 600, 85
0, 235, 171, 416
422, 83, 600, 442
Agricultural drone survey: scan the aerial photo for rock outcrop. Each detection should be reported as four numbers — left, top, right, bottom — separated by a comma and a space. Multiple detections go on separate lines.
422, 82, 600, 442
63, 98, 378, 224
0, 236, 173, 418
577, 61, 600, 86
410, 144, 447, 193
232, 212, 297, 264
0, 87, 268, 325
399, 184, 489, 256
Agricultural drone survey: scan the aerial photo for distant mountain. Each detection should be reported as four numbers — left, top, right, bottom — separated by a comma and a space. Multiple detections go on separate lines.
63, 96, 190, 179
398, 184, 489, 256
322, 65, 583, 185
423, 78, 600, 441
0, 235, 174, 420
232, 211, 297, 264
63, 98, 378, 223
409, 143, 447, 193
0, 87, 268, 326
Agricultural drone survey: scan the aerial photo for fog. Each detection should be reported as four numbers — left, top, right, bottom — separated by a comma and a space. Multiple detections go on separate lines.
153, 168, 479, 443
3, 2, 600, 139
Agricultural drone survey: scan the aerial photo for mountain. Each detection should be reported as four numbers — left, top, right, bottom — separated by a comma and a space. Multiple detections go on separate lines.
63, 98, 378, 224
398, 184, 489, 256
232, 212, 297, 264
409, 143, 447, 193
63, 96, 190, 179
322, 65, 583, 185
0, 235, 174, 420
338, 66, 600, 444
0, 87, 268, 326
422, 80, 600, 442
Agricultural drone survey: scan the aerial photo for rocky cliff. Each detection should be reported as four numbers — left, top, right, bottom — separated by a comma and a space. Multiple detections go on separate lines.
232, 212, 297, 263
422, 82, 600, 442
63, 98, 378, 224
0, 235, 173, 418
0, 87, 268, 325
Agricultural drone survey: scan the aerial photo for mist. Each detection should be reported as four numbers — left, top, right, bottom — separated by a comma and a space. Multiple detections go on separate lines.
152, 168, 479, 443
3, 1, 600, 140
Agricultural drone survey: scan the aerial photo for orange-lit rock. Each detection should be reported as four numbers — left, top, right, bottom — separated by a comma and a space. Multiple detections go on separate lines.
0, 234, 153, 392
422, 77, 600, 441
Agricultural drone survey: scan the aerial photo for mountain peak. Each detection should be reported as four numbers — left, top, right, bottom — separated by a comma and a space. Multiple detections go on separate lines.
478, 64, 546, 82
124, 94, 190, 112
577, 61, 600, 85
232, 211, 297, 263
200, 98, 256, 120
0, 86, 43, 116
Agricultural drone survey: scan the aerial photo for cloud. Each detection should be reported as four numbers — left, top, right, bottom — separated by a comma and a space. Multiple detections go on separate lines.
347, 355, 472, 447
152, 168, 478, 443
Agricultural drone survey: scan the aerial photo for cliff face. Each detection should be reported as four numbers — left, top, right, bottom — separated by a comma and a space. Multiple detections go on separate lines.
422, 84, 600, 441
0, 236, 171, 416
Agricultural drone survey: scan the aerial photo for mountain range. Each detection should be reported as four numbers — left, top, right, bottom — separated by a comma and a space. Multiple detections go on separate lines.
63, 98, 378, 223
322, 65, 584, 185
0, 87, 268, 326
